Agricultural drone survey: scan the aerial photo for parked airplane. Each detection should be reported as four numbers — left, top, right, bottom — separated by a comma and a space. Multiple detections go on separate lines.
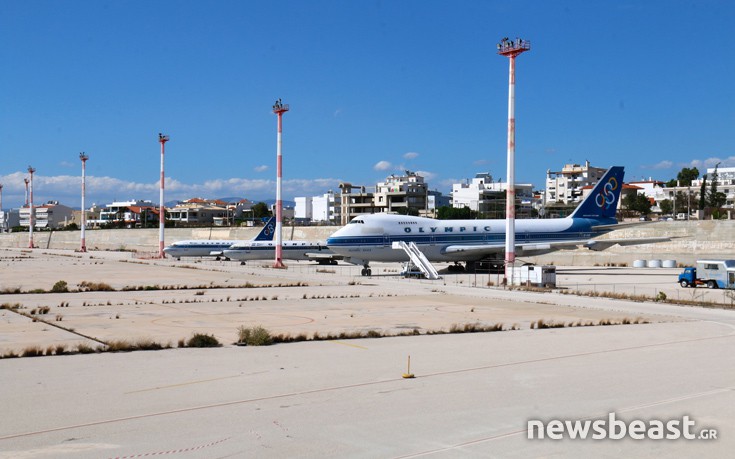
222, 239, 339, 265
162, 217, 275, 260
326, 167, 669, 275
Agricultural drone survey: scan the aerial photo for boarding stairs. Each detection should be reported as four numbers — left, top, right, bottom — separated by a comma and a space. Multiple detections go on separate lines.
391, 241, 441, 280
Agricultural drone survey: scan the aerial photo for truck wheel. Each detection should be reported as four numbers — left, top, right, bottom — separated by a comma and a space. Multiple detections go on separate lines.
679, 279, 689, 288
707, 280, 717, 289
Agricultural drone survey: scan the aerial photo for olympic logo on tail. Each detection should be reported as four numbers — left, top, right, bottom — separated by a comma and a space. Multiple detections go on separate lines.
264, 223, 275, 236
595, 177, 619, 209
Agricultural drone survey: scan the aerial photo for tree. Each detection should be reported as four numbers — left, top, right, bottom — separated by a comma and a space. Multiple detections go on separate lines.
676, 167, 700, 186
659, 199, 673, 216
396, 207, 419, 216
251, 202, 271, 219
699, 174, 707, 210
623, 193, 652, 215
436, 206, 477, 220
708, 163, 723, 209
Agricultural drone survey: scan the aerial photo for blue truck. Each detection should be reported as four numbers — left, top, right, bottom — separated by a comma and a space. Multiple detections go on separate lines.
678, 260, 735, 289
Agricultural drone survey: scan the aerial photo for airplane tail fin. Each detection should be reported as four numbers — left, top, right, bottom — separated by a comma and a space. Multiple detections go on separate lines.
568, 166, 625, 220
254, 217, 276, 241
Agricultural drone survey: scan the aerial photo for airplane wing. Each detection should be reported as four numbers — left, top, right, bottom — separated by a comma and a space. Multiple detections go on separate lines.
305, 252, 343, 260
442, 236, 671, 257
582, 237, 671, 251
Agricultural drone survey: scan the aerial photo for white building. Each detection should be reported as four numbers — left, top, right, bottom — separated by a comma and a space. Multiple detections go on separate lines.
19, 201, 75, 229
545, 161, 607, 205
692, 166, 735, 209
99, 200, 156, 224
294, 192, 340, 223
452, 173, 535, 217
0, 209, 20, 232
374, 171, 429, 213
294, 197, 313, 221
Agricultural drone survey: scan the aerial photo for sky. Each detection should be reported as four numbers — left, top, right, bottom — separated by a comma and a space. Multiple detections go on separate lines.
1, 0, 734, 209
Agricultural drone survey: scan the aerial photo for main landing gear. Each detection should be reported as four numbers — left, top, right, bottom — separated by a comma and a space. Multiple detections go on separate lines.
360, 264, 372, 276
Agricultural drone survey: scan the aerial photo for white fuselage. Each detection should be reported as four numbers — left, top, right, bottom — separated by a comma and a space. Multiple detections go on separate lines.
326, 213, 605, 264
223, 240, 333, 261
162, 240, 239, 258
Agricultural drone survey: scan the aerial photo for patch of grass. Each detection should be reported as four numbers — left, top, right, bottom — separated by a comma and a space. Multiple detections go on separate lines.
106, 338, 168, 352
21, 346, 44, 357
76, 343, 98, 354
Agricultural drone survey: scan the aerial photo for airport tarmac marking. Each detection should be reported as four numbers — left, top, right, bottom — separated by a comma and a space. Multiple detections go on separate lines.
124, 374, 247, 394
328, 340, 369, 350
109, 436, 230, 459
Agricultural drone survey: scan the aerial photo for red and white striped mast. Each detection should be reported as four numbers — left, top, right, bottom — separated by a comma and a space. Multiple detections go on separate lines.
498, 37, 530, 285
158, 133, 169, 258
23, 178, 29, 207
272, 99, 289, 269
27, 166, 36, 248
79, 152, 89, 252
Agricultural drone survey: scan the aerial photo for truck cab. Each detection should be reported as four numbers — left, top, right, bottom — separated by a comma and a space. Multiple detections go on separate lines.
678, 267, 698, 288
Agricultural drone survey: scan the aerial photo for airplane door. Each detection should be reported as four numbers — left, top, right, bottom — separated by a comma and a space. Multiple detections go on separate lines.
729, 272, 735, 288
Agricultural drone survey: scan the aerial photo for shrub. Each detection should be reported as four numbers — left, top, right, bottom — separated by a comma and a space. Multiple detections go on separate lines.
186, 333, 221, 348
51, 280, 69, 293
78, 281, 114, 292
237, 325, 273, 346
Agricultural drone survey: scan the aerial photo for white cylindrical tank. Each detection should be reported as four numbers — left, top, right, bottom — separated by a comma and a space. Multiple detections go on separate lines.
647, 259, 662, 268
633, 260, 646, 268
663, 259, 677, 268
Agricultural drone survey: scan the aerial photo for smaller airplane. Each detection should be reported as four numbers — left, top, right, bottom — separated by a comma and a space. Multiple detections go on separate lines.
222, 238, 340, 265
162, 217, 275, 260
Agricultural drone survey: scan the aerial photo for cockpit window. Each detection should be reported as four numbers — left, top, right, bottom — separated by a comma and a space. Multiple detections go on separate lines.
350, 219, 364, 224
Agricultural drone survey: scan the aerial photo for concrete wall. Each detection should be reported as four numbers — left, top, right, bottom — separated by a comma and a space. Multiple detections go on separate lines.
1, 221, 733, 266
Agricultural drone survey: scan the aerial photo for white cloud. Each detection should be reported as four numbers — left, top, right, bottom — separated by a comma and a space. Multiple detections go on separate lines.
254, 165, 269, 172
472, 159, 489, 166
374, 160, 393, 171
690, 156, 735, 169
0, 171, 342, 207
643, 160, 673, 170
416, 170, 436, 181
403, 152, 419, 160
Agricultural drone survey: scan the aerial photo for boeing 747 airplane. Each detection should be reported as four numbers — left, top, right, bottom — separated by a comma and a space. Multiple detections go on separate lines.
162, 217, 275, 260
326, 167, 669, 275
223, 239, 338, 264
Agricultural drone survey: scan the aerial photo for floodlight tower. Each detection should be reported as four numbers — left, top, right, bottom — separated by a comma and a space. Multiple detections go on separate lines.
497, 37, 530, 285
79, 152, 89, 252
272, 99, 289, 269
158, 133, 169, 258
27, 166, 36, 248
